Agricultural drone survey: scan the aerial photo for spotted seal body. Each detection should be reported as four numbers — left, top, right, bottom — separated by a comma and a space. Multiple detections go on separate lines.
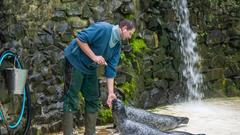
112, 99, 205, 135
112, 99, 169, 135
126, 106, 189, 131
117, 118, 170, 135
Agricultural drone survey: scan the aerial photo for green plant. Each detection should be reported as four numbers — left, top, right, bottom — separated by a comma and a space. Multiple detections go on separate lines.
98, 108, 113, 124
130, 38, 147, 53
199, 31, 208, 38
121, 79, 137, 100
124, 14, 135, 20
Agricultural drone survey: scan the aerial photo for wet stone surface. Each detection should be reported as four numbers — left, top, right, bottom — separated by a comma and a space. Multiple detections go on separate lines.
48, 124, 118, 135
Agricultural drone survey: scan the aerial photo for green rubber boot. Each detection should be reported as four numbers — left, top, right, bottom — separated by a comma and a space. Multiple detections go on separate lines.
63, 112, 73, 135
84, 112, 97, 135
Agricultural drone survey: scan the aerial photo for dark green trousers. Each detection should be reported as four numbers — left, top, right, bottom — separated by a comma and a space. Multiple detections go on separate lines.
63, 59, 100, 113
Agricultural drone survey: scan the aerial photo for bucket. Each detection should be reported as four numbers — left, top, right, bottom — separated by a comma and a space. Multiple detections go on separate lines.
3, 68, 28, 95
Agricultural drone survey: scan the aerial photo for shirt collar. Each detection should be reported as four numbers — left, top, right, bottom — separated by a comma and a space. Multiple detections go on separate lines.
109, 25, 121, 48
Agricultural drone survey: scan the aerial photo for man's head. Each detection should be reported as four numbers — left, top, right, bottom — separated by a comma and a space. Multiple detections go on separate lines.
119, 20, 135, 40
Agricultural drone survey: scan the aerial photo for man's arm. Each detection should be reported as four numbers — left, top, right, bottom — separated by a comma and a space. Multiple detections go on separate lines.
107, 78, 117, 108
76, 38, 106, 65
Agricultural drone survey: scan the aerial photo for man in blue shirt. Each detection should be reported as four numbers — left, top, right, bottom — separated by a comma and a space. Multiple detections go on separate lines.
63, 20, 135, 135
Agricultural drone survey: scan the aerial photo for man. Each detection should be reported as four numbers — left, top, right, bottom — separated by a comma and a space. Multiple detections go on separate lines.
63, 19, 135, 135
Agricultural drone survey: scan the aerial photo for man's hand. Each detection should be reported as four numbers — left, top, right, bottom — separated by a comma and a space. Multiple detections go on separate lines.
93, 56, 107, 65
76, 38, 107, 65
107, 93, 117, 108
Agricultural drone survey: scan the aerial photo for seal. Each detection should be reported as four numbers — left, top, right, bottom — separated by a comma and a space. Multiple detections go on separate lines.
112, 99, 205, 135
112, 99, 170, 135
126, 106, 189, 131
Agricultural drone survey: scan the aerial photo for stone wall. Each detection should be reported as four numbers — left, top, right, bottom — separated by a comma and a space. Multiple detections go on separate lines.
188, 0, 240, 98
0, 0, 240, 133
134, 0, 240, 108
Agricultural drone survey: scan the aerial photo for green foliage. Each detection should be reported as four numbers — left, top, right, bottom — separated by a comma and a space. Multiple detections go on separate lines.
225, 82, 240, 96
120, 79, 137, 100
133, 58, 141, 75
120, 52, 126, 60
120, 53, 131, 65
199, 31, 208, 38
120, 52, 138, 72
98, 108, 113, 124
119, 37, 147, 102
124, 14, 135, 20
130, 38, 147, 53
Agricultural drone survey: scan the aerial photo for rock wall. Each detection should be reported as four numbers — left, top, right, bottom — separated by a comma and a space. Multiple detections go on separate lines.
188, 0, 240, 98
0, 0, 240, 133
133, 0, 240, 108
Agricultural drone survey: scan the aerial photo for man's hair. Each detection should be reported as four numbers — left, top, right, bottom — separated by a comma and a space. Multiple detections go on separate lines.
119, 20, 135, 30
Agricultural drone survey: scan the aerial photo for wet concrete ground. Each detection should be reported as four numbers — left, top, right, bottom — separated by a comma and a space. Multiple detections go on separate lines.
49, 97, 240, 135
153, 97, 240, 135
48, 124, 117, 135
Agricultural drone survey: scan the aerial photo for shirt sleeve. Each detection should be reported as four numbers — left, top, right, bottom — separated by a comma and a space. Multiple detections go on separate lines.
76, 24, 100, 45
104, 44, 121, 78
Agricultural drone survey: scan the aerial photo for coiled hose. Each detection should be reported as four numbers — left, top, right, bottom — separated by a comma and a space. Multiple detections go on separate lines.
0, 49, 31, 135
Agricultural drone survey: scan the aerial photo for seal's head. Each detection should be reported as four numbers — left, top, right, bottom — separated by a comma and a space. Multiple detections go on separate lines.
177, 117, 189, 124
112, 99, 127, 124
112, 99, 125, 114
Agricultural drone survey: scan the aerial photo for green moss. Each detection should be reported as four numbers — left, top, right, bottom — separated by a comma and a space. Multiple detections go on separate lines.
98, 108, 113, 124
120, 53, 134, 69
130, 38, 147, 53
120, 79, 137, 100
119, 38, 146, 102
199, 31, 208, 38
124, 14, 135, 20
132, 58, 141, 75
225, 83, 240, 96
120, 53, 127, 62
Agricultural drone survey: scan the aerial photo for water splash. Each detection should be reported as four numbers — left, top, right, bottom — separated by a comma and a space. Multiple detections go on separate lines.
172, 0, 204, 101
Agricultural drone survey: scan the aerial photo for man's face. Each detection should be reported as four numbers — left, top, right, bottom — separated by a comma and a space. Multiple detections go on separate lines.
121, 27, 135, 40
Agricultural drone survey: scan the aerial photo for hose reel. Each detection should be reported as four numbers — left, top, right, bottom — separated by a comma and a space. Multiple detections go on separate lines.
0, 49, 31, 135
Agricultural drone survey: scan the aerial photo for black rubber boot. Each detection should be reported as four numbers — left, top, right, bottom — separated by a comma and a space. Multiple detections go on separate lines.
63, 112, 73, 135
84, 112, 97, 135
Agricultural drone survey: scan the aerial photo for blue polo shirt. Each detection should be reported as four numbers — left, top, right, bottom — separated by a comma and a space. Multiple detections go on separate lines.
64, 22, 122, 78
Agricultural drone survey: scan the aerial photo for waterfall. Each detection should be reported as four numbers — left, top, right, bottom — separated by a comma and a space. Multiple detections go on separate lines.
172, 0, 204, 101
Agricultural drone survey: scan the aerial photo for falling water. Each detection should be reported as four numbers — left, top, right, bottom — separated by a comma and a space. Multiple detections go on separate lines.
172, 0, 204, 101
